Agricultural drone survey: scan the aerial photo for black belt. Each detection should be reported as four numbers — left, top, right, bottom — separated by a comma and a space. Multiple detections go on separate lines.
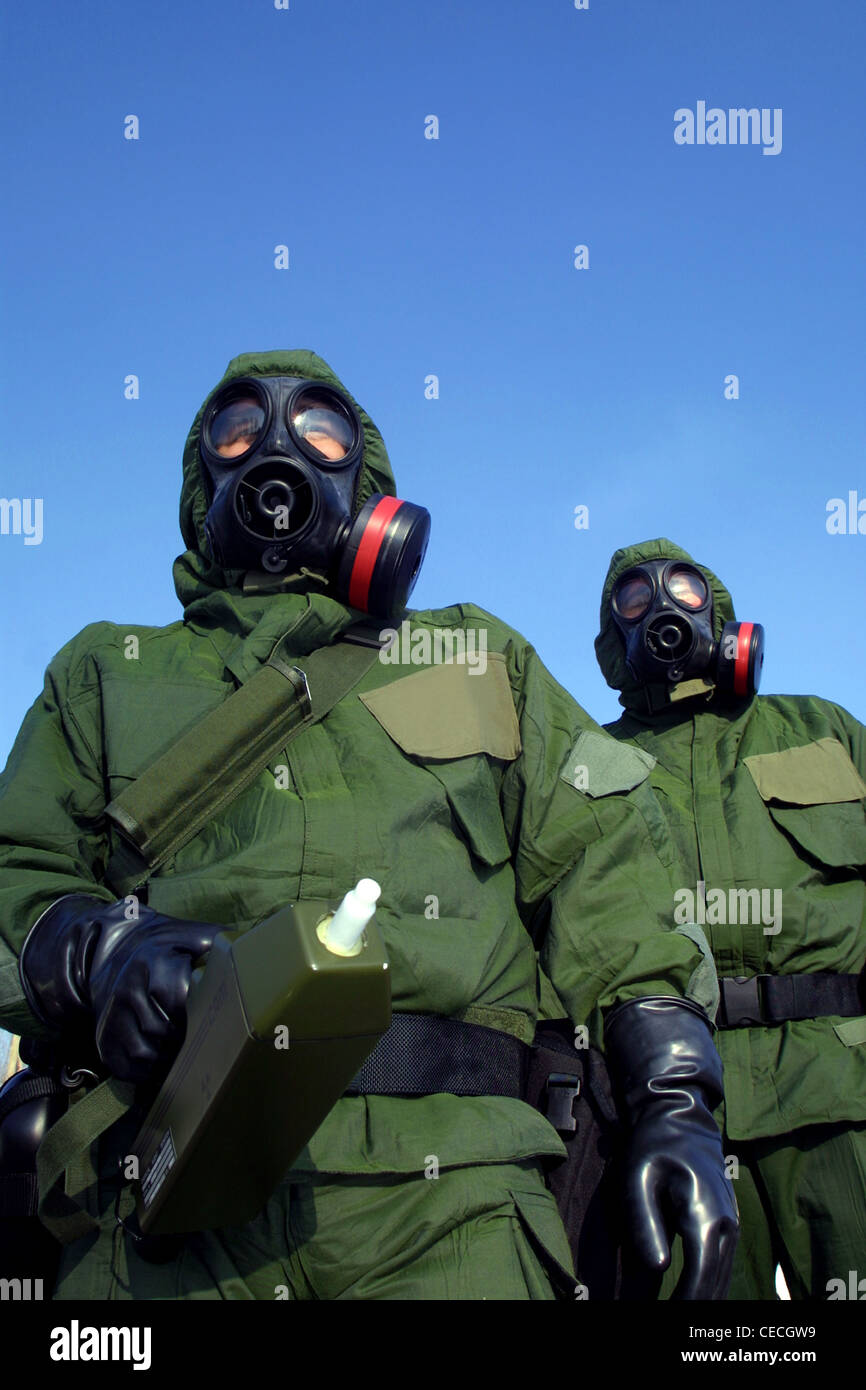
717, 973, 864, 1029
345, 1012, 530, 1097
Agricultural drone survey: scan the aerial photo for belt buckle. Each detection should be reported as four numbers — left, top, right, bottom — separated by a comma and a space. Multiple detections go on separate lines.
720, 975, 765, 1028
545, 1072, 581, 1133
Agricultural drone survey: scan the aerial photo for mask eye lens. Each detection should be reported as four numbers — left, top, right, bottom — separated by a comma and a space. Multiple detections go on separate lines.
614, 574, 653, 620
667, 566, 708, 610
291, 391, 356, 462
209, 395, 266, 459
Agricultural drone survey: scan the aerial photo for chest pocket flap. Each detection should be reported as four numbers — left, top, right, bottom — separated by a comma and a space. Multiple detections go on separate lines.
745, 738, 866, 804
359, 656, 519, 866
745, 738, 866, 870
359, 654, 521, 760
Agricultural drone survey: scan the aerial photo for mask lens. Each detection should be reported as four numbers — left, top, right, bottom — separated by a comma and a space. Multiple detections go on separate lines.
613, 573, 653, 621
209, 395, 266, 459
291, 391, 356, 462
666, 566, 708, 610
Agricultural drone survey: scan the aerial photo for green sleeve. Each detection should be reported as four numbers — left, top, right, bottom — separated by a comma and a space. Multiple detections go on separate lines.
498, 637, 714, 1042
540, 786, 717, 1046
498, 636, 603, 928
0, 631, 115, 1035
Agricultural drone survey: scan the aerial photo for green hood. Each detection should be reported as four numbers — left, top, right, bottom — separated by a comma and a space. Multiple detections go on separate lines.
174, 348, 397, 614
594, 538, 736, 712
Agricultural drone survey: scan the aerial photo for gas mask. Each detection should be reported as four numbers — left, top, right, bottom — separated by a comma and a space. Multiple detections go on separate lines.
611, 559, 764, 700
199, 375, 430, 618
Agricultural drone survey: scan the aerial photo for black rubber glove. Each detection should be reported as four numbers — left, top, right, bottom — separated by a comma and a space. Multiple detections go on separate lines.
19, 894, 216, 1083
604, 995, 739, 1300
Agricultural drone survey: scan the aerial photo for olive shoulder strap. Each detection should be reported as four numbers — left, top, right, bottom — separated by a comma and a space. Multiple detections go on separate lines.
105, 626, 383, 897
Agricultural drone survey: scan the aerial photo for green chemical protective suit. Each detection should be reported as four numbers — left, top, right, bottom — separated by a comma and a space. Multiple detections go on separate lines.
595, 537, 866, 1301
0, 355, 719, 1301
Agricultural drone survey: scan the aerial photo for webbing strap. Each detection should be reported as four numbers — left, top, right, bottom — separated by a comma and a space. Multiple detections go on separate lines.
763, 972, 862, 1021
0, 1071, 63, 1126
345, 1014, 530, 1097
36, 1079, 136, 1244
105, 630, 382, 893
717, 972, 863, 1028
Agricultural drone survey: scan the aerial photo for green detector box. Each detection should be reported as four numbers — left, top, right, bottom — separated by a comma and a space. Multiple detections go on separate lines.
131, 898, 391, 1235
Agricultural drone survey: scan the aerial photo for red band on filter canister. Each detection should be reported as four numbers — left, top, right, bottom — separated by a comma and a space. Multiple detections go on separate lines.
348, 495, 403, 611
734, 622, 754, 696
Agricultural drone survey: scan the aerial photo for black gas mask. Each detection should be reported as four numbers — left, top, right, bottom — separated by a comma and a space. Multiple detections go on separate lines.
611, 559, 764, 701
199, 375, 430, 618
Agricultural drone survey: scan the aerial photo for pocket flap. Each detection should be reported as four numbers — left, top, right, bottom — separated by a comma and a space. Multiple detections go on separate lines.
560, 730, 656, 798
359, 654, 520, 761
745, 738, 866, 805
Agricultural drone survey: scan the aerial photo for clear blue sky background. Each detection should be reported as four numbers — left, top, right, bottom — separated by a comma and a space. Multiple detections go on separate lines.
1, 0, 864, 751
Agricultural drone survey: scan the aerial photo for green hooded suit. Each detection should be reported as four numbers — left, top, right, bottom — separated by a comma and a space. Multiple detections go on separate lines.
0, 358, 715, 1300
596, 537, 866, 1300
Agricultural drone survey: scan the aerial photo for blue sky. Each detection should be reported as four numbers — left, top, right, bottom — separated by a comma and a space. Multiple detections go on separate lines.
1, 0, 864, 754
